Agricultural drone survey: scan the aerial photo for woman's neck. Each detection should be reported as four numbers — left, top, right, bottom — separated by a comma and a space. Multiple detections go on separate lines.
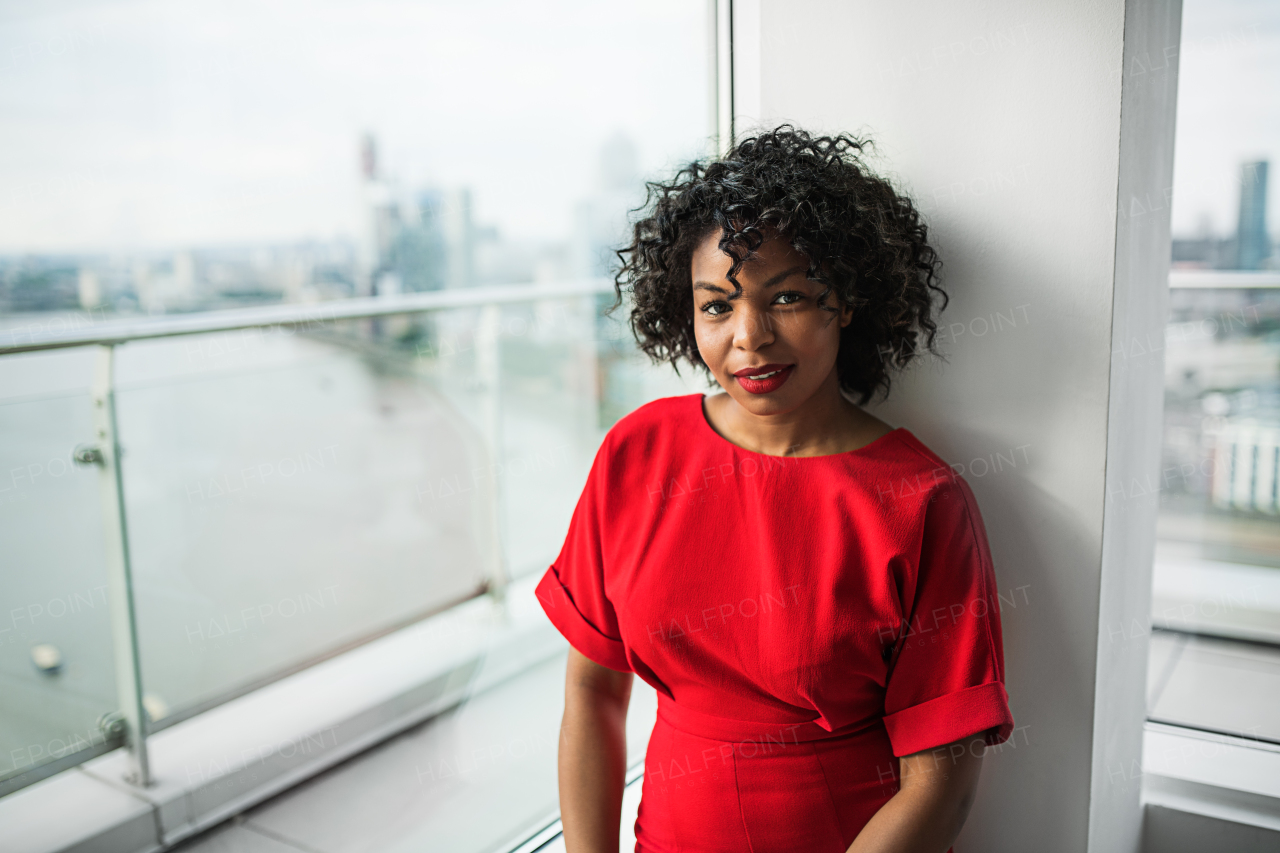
704, 371, 894, 457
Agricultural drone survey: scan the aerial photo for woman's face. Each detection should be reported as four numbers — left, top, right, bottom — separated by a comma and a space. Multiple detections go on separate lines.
691, 229, 853, 415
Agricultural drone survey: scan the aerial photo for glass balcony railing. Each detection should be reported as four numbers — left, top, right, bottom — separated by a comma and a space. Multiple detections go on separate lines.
0, 282, 705, 799
0, 1, 714, 843
0, 383, 121, 786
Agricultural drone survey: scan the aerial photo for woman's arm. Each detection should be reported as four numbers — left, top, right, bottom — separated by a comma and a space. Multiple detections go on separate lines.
559, 647, 635, 853
846, 734, 986, 853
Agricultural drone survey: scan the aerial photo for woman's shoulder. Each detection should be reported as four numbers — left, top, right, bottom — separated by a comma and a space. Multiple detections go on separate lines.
865, 426, 982, 509
603, 394, 701, 452
886, 427, 951, 473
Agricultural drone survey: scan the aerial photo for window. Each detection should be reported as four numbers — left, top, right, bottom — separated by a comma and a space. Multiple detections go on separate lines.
1149, 0, 1280, 747
0, 9, 712, 845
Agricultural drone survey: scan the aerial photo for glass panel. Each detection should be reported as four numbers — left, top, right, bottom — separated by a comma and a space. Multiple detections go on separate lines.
113, 324, 494, 723
1152, 0, 1280, 744
437, 293, 712, 583
492, 297, 601, 582
0, 348, 119, 788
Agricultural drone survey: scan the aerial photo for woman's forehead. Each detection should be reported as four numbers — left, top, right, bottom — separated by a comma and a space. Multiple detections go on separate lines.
691, 233, 807, 280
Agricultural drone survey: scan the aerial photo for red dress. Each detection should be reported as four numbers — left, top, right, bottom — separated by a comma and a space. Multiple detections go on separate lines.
536, 394, 1014, 852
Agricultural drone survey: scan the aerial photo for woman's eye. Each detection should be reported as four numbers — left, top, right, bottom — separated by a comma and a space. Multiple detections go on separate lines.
702, 301, 729, 316
775, 291, 803, 305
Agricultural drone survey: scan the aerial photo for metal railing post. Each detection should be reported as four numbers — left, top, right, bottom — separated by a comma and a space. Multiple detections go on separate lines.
477, 303, 509, 602
88, 344, 152, 786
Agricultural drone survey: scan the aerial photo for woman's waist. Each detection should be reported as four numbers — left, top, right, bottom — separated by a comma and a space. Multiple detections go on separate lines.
655, 692, 884, 745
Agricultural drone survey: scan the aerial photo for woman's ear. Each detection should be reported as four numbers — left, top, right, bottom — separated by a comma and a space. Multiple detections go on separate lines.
839, 298, 855, 328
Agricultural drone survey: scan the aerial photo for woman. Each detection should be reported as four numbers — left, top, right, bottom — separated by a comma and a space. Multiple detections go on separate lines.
536, 126, 1013, 853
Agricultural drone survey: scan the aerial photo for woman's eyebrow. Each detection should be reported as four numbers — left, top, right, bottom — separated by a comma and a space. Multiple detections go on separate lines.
693, 265, 807, 298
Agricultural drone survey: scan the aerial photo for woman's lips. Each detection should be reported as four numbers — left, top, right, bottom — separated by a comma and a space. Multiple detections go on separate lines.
734, 364, 795, 395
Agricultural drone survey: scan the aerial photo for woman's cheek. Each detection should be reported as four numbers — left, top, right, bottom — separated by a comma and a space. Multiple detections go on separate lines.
698, 328, 727, 367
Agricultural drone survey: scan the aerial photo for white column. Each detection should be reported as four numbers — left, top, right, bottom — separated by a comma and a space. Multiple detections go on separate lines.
738, 2, 1179, 850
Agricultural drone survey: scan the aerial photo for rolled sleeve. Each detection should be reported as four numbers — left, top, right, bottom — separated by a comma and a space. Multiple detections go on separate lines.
883, 682, 1014, 757
883, 476, 1014, 757
536, 566, 630, 671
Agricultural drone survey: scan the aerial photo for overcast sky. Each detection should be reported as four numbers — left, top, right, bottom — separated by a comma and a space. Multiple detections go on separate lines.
1170, 0, 1279, 238
0, 0, 1274, 254
0, 0, 710, 253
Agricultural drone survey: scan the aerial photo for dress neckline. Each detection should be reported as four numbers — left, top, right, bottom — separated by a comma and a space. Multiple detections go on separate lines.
693, 393, 905, 461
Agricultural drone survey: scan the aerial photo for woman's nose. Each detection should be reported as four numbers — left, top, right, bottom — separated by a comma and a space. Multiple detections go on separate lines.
732, 305, 775, 350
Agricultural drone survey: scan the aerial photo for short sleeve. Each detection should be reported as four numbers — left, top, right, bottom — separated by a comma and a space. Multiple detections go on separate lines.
535, 431, 632, 672
882, 476, 1014, 757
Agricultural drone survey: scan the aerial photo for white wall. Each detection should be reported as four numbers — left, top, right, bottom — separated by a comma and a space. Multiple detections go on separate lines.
734, 2, 1178, 851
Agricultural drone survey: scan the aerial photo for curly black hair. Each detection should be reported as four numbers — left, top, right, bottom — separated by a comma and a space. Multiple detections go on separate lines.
611, 125, 947, 405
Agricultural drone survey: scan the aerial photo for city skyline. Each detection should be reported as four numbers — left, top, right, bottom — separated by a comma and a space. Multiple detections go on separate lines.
0, 127, 644, 314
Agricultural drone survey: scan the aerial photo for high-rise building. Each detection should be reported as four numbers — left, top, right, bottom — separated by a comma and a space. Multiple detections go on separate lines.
355, 135, 473, 294
388, 191, 448, 292
1236, 160, 1269, 270
440, 188, 474, 289
357, 133, 400, 296
571, 132, 640, 280
77, 268, 101, 310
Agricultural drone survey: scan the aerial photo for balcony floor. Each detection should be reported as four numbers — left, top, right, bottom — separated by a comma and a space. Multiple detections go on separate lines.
164, 630, 1280, 853
168, 649, 656, 853
1148, 630, 1280, 743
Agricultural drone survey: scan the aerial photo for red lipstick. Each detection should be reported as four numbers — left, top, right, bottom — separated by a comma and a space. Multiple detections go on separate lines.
732, 363, 794, 395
